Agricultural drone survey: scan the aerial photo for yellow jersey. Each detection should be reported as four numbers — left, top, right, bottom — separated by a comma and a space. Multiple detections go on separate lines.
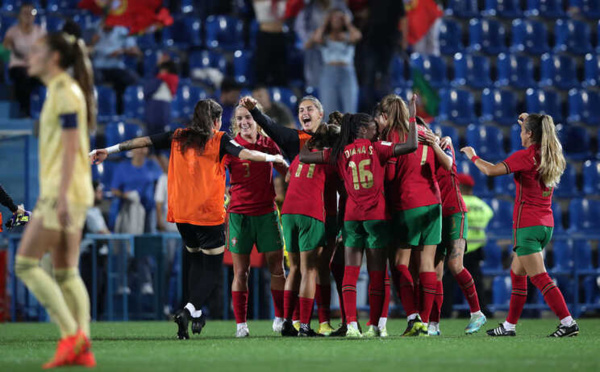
38, 72, 93, 206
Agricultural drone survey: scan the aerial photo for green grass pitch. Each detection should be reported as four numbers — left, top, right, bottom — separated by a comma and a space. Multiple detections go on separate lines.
1, 319, 599, 371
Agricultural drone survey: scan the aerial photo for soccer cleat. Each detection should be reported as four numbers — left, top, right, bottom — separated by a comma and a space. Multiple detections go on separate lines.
298, 325, 324, 337
465, 313, 487, 335
293, 322, 300, 332
487, 324, 516, 337
236, 326, 250, 338
548, 322, 579, 338
329, 324, 347, 337
364, 325, 380, 338
402, 316, 427, 337
43, 331, 90, 369
345, 325, 363, 338
174, 309, 190, 340
191, 313, 207, 335
281, 319, 299, 337
379, 326, 389, 338
73, 350, 96, 368
317, 322, 335, 336
428, 324, 441, 336
272, 317, 284, 333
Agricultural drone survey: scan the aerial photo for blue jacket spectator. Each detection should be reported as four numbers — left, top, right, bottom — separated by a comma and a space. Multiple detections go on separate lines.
144, 59, 179, 134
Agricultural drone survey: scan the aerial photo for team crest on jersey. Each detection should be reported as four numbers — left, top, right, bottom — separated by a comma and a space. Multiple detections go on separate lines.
231, 237, 238, 246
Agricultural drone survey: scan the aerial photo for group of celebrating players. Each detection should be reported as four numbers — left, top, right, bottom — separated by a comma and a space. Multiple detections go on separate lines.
10, 30, 580, 369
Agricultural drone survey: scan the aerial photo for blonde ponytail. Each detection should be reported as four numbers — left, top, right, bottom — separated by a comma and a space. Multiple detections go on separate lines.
526, 114, 566, 188
379, 94, 409, 141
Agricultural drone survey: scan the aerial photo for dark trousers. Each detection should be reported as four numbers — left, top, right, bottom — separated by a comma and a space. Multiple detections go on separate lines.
96, 67, 139, 114
9, 67, 41, 117
357, 41, 396, 113
254, 30, 288, 87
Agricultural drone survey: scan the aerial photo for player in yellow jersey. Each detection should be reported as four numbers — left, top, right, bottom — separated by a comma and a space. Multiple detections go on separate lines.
15, 32, 97, 369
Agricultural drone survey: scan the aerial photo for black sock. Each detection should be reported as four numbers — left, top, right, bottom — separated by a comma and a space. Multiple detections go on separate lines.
188, 252, 224, 313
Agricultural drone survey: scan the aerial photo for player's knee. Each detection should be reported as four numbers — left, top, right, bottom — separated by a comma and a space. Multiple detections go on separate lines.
54, 267, 79, 285
447, 259, 463, 275
234, 267, 250, 282
14, 256, 38, 278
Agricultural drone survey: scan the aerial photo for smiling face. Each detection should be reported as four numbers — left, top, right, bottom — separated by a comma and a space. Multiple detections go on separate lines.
235, 106, 258, 139
298, 100, 323, 133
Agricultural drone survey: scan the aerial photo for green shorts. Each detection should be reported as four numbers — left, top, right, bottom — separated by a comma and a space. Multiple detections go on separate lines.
343, 220, 389, 249
439, 212, 468, 255
325, 216, 339, 241
228, 211, 283, 254
282, 214, 326, 253
392, 204, 442, 247
513, 226, 554, 257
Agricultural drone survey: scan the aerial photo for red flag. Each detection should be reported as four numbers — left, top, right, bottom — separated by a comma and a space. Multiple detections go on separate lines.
78, 0, 173, 34
404, 0, 443, 45
284, 0, 305, 19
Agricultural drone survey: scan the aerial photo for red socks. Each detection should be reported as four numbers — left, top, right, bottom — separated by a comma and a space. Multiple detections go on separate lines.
382, 270, 391, 319
430, 280, 443, 323
330, 262, 346, 323
271, 289, 284, 319
393, 265, 417, 316
232, 290, 248, 324
368, 270, 385, 326
454, 268, 481, 313
507, 270, 528, 324
299, 297, 314, 325
531, 272, 571, 320
315, 284, 331, 324
342, 265, 360, 323
419, 272, 437, 324
284, 290, 298, 320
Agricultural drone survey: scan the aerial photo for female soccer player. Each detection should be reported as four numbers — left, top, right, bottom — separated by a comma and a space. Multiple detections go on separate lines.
420, 125, 486, 336
300, 112, 417, 337
461, 113, 579, 338
224, 102, 289, 337
241, 96, 343, 336
90, 99, 286, 340
379, 94, 452, 336
15, 32, 96, 368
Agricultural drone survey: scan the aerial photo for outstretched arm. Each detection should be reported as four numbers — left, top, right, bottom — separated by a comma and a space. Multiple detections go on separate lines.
90, 132, 171, 164
460, 147, 509, 177
238, 149, 288, 165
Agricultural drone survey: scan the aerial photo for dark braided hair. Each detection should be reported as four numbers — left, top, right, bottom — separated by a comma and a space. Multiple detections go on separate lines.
329, 113, 372, 166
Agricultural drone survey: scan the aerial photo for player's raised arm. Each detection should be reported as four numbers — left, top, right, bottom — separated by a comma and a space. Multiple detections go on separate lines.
89, 134, 165, 164
421, 129, 452, 171
391, 94, 419, 156
460, 146, 509, 177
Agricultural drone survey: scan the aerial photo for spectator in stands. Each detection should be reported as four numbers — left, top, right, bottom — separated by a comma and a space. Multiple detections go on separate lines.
357, 0, 405, 112
219, 78, 242, 133
144, 57, 179, 135
406, 0, 443, 56
2, 3, 45, 117
252, 85, 295, 128
111, 147, 162, 295
90, 21, 142, 114
253, 0, 288, 86
308, 8, 361, 115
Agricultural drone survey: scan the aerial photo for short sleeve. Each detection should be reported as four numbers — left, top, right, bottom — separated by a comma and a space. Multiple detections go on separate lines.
150, 131, 174, 150
220, 133, 244, 158
503, 149, 534, 174
374, 141, 395, 164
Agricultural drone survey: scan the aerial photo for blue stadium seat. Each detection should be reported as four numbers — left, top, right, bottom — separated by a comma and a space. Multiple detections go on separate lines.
105, 122, 143, 147
172, 85, 208, 120
123, 85, 145, 119
390, 56, 409, 89
525, 89, 564, 123
445, 0, 480, 18
540, 54, 580, 90
30, 86, 46, 120
46, 0, 79, 12
438, 88, 477, 126
269, 87, 298, 113
410, 53, 448, 89
481, 88, 518, 126
72, 13, 96, 32
163, 16, 202, 49
205, 15, 244, 51
439, 19, 464, 55
429, 123, 460, 148
567, 89, 600, 126
92, 161, 116, 190
510, 19, 550, 55
2, 0, 40, 12
452, 53, 492, 89
582, 160, 600, 195
552, 202, 566, 233
583, 53, 600, 87
491, 276, 511, 308
579, 0, 600, 19
457, 160, 491, 196
568, 198, 600, 233
482, 241, 504, 274
551, 240, 573, 275
180, 0, 195, 13
137, 32, 157, 50
466, 124, 506, 160
554, 19, 592, 55
468, 18, 507, 55
509, 124, 522, 153
142, 50, 159, 78
554, 163, 579, 198
493, 173, 517, 196
495, 53, 536, 89
44, 15, 65, 32
233, 49, 254, 85
95, 86, 117, 123
525, 0, 566, 17
483, 0, 523, 17
188, 50, 227, 88
488, 198, 513, 235
574, 240, 594, 272
557, 124, 591, 160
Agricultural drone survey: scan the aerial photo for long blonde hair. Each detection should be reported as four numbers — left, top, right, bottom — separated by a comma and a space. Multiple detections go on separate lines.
230, 99, 264, 137
525, 114, 566, 188
378, 94, 409, 141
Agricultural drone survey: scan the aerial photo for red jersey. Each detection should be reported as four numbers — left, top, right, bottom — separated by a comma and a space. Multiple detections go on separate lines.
326, 139, 395, 221
281, 155, 329, 222
437, 144, 468, 217
387, 126, 441, 211
223, 134, 281, 216
502, 144, 554, 229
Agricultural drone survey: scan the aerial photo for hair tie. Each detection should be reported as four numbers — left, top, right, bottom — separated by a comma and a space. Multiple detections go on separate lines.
64, 33, 77, 46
